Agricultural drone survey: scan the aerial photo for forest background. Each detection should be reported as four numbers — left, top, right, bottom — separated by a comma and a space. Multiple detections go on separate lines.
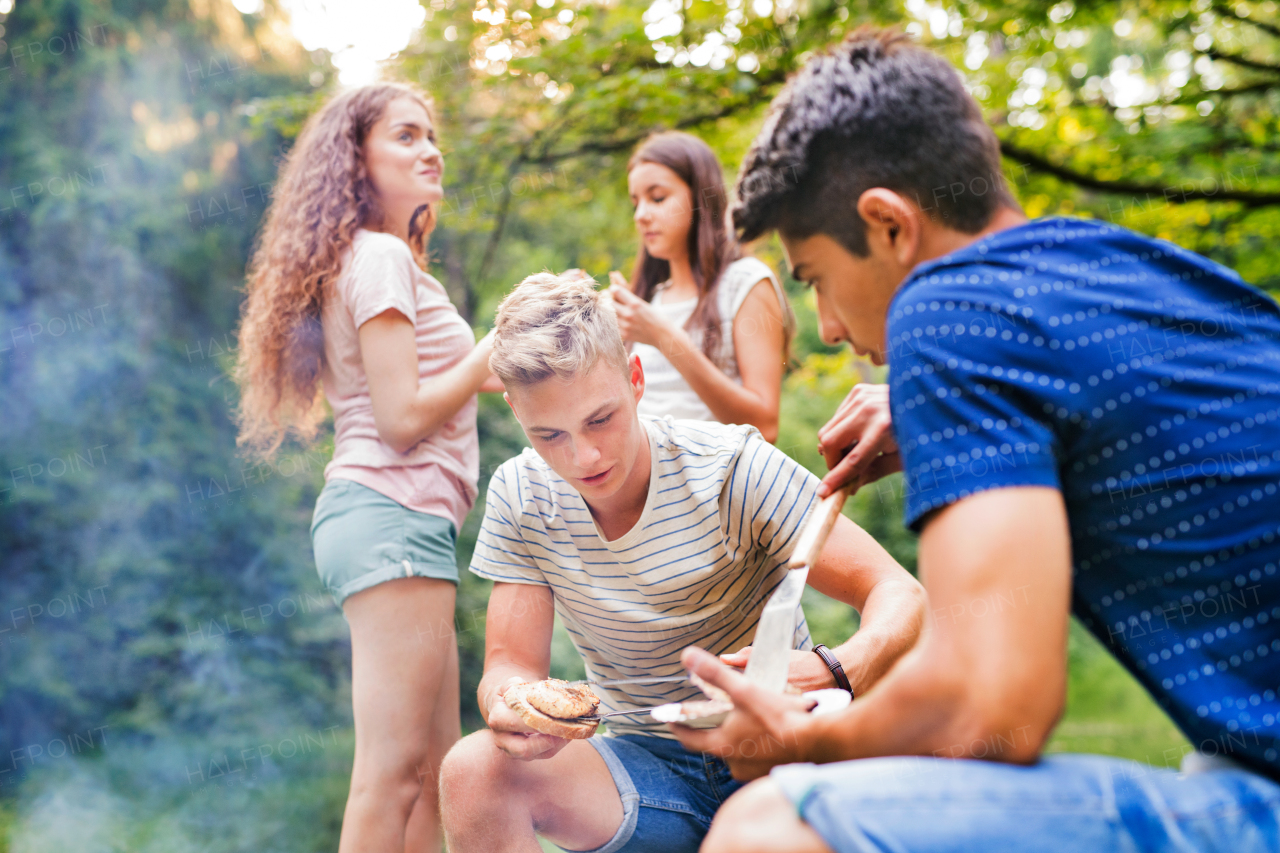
2, 0, 1279, 848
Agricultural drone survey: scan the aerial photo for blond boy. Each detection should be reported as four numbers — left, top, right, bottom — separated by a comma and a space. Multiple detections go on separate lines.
438, 272, 924, 853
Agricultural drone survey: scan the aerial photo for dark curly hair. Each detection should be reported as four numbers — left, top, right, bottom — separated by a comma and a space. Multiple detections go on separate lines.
732, 27, 1017, 256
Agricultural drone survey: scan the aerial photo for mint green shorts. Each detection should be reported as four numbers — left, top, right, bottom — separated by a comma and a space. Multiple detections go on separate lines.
310, 478, 459, 608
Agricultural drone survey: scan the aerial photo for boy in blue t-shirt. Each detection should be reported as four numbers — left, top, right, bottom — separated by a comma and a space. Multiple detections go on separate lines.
668, 27, 1280, 853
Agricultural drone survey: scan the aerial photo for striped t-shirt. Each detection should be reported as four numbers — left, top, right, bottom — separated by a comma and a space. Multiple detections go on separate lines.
471, 417, 820, 738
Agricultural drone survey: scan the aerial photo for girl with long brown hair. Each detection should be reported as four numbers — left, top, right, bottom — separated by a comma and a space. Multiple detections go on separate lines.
235, 82, 495, 853
606, 131, 793, 442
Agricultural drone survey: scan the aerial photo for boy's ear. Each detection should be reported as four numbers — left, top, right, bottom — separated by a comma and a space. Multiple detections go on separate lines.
629, 354, 646, 403
856, 188, 922, 268
503, 390, 518, 419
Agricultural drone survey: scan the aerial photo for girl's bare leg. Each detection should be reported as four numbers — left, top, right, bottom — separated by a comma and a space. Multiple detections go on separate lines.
339, 577, 459, 853
405, 620, 460, 851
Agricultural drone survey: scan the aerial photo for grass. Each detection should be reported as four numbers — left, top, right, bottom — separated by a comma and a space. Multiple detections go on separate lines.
1048, 620, 1191, 766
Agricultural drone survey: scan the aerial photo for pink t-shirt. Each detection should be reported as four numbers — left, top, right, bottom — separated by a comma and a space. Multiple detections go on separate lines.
320, 229, 479, 531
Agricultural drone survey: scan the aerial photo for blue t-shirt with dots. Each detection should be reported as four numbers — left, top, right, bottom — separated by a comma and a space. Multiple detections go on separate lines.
887, 216, 1280, 777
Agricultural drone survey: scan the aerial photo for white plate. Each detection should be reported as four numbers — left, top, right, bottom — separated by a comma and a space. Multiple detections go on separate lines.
649, 688, 851, 727
649, 701, 730, 728
804, 687, 852, 715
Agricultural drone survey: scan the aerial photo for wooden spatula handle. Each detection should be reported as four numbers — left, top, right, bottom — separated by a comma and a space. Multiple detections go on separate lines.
786, 489, 848, 570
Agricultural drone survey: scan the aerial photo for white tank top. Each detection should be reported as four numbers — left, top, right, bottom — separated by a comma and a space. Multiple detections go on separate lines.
633, 257, 786, 424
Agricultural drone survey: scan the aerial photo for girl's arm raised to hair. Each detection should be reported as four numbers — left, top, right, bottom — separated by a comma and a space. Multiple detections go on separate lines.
359, 311, 495, 454
656, 279, 786, 442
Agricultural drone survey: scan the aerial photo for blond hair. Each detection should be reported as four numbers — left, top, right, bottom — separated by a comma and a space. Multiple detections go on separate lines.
490, 271, 629, 387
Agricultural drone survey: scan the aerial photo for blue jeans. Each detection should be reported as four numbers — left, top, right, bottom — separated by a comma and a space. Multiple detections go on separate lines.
583, 734, 744, 853
771, 754, 1280, 852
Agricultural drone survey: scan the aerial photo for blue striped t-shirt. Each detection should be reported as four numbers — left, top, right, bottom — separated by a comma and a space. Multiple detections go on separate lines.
471, 417, 820, 738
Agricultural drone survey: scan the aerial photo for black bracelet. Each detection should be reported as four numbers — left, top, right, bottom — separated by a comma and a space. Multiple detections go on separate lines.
812, 644, 854, 697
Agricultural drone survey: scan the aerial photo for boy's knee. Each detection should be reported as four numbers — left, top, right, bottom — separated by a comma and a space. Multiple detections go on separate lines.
702, 790, 767, 853
440, 730, 513, 807
703, 779, 832, 853
442, 731, 496, 786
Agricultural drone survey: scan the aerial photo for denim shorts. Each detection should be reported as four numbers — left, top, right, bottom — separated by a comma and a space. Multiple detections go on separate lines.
771, 753, 1280, 853
581, 734, 744, 853
310, 478, 458, 607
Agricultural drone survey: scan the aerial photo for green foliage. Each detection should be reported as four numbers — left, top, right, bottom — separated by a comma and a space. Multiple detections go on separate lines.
1, 0, 349, 839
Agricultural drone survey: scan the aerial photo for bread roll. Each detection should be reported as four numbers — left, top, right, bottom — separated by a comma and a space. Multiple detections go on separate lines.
504, 681, 599, 740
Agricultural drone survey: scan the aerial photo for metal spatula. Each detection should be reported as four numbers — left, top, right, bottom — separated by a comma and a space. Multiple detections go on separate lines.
741, 489, 849, 694
578, 704, 676, 722
571, 675, 690, 689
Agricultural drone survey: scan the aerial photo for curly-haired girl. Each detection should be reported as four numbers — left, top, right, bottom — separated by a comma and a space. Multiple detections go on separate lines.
235, 83, 495, 853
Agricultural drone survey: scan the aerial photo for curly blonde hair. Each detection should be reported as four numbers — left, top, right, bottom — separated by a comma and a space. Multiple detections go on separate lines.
234, 82, 437, 460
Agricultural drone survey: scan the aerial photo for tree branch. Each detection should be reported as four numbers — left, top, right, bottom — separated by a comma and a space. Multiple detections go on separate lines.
1212, 3, 1280, 41
524, 69, 788, 167
1174, 79, 1279, 102
522, 108, 727, 165
1205, 47, 1280, 74
471, 149, 527, 288
470, 93, 582, 287
999, 141, 1280, 206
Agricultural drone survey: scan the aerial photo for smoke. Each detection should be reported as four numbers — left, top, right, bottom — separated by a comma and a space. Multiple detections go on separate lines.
8, 769, 130, 853
5, 729, 352, 852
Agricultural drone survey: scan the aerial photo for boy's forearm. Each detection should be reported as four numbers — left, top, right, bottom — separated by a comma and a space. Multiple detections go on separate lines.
799, 643, 977, 764
799, 632, 1051, 767
477, 582, 557, 725
828, 577, 925, 696
477, 659, 546, 725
